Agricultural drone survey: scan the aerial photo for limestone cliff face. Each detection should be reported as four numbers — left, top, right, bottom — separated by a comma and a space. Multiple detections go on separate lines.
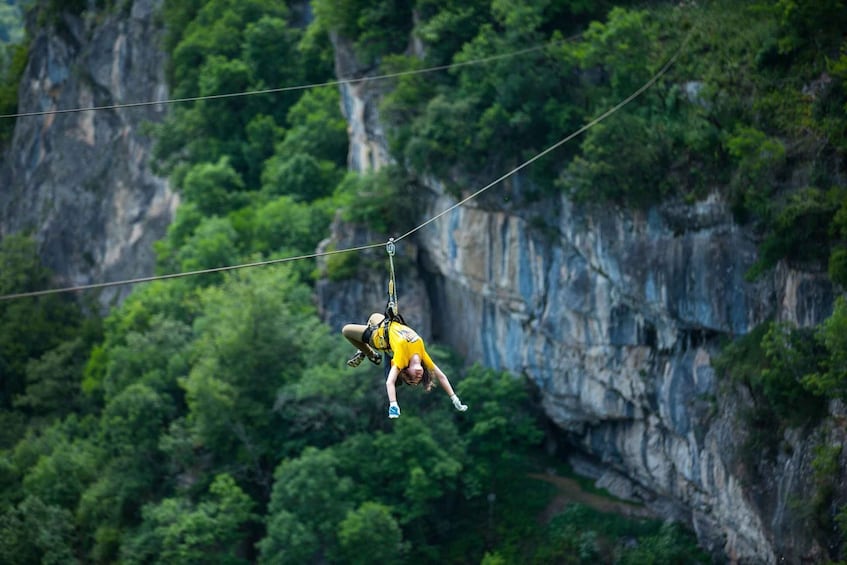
0, 0, 175, 307
322, 33, 841, 564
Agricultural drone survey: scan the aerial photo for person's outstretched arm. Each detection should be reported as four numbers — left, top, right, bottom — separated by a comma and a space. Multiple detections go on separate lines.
432, 364, 468, 412
386, 365, 401, 418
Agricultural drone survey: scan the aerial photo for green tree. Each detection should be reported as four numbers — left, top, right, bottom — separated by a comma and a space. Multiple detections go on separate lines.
772, 0, 847, 57
338, 501, 405, 565
182, 267, 327, 485
618, 521, 710, 564
71, 383, 176, 560
167, 0, 288, 97
565, 110, 668, 205
0, 41, 26, 144
579, 8, 657, 98
122, 473, 254, 565
311, 0, 413, 63
156, 0, 292, 176
261, 152, 341, 202
180, 157, 247, 217
194, 56, 255, 162
276, 87, 348, 168
175, 216, 240, 274
0, 234, 83, 417
272, 355, 383, 456
98, 315, 191, 402
724, 126, 787, 222
250, 195, 331, 255
457, 366, 543, 497
759, 322, 827, 424
241, 113, 285, 189
804, 296, 847, 399
747, 186, 844, 279
828, 196, 847, 285
242, 15, 303, 96
335, 165, 418, 236
100, 383, 174, 461
362, 417, 464, 525
413, 1, 491, 65
14, 336, 91, 420
20, 436, 98, 510
153, 203, 206, 273
0, 495, 77, 565
258, 447, 354, 564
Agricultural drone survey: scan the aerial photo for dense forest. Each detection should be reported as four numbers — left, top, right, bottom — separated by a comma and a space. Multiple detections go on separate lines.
1, 0, 846, 563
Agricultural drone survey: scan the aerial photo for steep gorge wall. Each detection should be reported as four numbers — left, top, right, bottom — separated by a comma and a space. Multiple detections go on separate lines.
322, 33, 841, 564
0, 0, 175, 307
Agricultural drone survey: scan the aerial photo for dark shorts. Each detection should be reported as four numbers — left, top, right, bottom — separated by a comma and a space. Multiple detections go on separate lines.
362, 325, 375, 346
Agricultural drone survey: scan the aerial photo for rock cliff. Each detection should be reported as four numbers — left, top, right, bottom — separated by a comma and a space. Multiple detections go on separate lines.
320, 32, 841, 564
0, 0, 175, 307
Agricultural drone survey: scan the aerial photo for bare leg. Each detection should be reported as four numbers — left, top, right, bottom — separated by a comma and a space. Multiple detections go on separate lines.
342, 323, 373, 355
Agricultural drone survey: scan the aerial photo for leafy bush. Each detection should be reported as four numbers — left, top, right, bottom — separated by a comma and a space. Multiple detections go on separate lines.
808, 443, 843, 531
828, 197, 847, 285
759, 322, 827, 424
0, 41, 26, 144
803, 296, 847, 399
713, 321, 825, 471
311, 0, 413, 64
0, 495, 77, 564
336, 166, 417, 236
748, 187, 844, 279
565, 110, 670, 206
513, 503, 709, 564
716, 321, 827, 424
724, 126, 786, 223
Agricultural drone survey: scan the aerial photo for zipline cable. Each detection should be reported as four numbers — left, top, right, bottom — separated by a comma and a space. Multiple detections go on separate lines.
0, 243, 384, 301
0, 28, 692, 302
0, 36, 580, 120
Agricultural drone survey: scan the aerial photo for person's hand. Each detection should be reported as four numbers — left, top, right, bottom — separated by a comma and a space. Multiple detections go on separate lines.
450, 394, 468, 412
388, 404, 401, 419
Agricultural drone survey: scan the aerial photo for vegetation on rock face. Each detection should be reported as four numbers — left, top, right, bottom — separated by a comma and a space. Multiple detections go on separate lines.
0, 0, 27, 144
0, 0, 25, 45
1, 0, 846, 562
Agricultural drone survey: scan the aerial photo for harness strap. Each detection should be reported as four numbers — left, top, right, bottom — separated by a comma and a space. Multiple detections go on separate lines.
386, 238, 398, 319
380, 237, 407, 354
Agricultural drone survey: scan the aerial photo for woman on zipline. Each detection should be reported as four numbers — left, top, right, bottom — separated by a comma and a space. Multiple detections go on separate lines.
342, 312, 468, 419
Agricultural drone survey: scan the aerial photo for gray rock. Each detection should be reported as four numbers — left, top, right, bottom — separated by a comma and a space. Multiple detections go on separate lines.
0, 0, 176, 308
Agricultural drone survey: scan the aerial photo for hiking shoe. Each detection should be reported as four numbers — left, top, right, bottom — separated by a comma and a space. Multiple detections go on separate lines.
347, 351, 365, 367
367, 350, 381, 366
388, 405, 401, 419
